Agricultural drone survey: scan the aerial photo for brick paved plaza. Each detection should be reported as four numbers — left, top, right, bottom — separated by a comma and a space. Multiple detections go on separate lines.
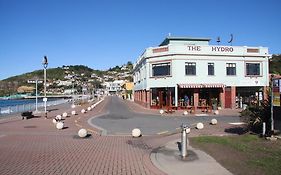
0, 97, 240, 175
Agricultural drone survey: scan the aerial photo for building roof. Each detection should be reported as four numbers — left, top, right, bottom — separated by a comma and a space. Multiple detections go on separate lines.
159, 36, 211, 46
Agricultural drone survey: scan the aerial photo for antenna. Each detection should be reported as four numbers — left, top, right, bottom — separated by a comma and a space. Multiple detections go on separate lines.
216, 37, 221, 45
228, 34, 233, 46
168, 33, 171, 37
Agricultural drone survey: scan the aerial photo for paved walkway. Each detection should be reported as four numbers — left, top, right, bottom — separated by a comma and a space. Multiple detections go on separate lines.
0, 96, 241, 175
151, 139, 232, 175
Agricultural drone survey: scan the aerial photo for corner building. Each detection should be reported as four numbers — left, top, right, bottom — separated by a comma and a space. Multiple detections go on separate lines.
133, 37, 270, 109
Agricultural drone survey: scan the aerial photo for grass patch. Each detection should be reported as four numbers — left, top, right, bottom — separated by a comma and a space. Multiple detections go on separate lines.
190, 134, 281, 175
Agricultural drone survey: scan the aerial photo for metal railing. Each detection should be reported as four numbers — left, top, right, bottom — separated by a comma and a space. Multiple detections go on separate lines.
0, 99, 68, 116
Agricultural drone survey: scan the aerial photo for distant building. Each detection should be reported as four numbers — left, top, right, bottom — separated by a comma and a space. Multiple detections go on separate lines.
133, 36, 271, 109
57, 80, 72, 86
104, 80, 125, 94
122, 82, 134, 100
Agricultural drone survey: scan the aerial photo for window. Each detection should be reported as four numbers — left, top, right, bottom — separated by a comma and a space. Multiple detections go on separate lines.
246, 63, 260, 76
152, 62, 171, 77
226, 63, 236, 75
185, 62, 196, 75
208, 63, 214, 75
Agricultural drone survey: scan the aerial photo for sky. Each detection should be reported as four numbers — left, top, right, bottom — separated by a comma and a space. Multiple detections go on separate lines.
0, 0, 280, 80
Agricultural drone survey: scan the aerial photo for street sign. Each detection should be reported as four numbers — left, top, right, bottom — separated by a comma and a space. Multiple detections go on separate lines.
43, 97, 48, 102
27, 80, 43, 84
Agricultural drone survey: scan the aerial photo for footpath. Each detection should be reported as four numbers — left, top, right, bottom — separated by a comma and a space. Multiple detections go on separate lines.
0, 97, 241, 175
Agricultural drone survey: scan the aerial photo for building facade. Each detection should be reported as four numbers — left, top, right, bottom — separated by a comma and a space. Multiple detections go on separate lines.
103, 80, 125, 95
133, 37, 271, 110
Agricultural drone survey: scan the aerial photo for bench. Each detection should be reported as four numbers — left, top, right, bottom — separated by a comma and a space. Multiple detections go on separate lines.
21, 111, 33, 120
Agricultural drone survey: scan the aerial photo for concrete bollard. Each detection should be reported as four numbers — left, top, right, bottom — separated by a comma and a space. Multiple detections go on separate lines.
62, 112, 68, 118
91, 105, 95, 109
214, 110, 219, 115
132, 128, 141, 137
186, 127, 191, 134
211, 119, 218, 125
52, 118, 57, 124
159, 109, 164, 115
56, 122, 64, 130
78, 128, 88, 138
71, 104, 76, 109
55, 115, 62, 121
81, 109, 86, 114
71, 110, 76, 115
262, 122, 266, 136
87, 107, 92, 111
196, 122, 204, 130
183, 111, 188, 116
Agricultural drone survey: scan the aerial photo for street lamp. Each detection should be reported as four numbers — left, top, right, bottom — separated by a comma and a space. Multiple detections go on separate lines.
43, 56, 48, 119
71, 74, 76, 108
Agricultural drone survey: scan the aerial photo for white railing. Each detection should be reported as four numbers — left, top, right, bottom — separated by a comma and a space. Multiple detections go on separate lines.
0, 99, 68, 116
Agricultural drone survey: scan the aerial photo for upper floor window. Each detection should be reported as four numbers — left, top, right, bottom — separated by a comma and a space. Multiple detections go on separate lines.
185, 62, 196, 75
152, 62, 171, 77
226, 63, 236, 75
208, 63, 214, 75
246, 63, 261, 76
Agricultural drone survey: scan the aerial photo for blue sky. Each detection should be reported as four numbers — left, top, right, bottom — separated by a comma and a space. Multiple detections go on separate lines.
0, 0, 280, 80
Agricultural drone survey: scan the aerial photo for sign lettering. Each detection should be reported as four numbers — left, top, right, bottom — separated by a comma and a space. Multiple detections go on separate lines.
187, 46, 201, 51
211, 46, 233, 52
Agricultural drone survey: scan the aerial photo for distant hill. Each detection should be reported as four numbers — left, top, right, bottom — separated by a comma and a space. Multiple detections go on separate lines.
0, 62, 133, 97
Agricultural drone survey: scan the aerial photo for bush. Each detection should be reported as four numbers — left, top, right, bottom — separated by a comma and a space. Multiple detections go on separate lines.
240, 100, 271, 134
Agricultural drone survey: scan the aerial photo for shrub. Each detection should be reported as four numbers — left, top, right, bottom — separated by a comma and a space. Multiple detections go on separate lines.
240, 100, 271, 134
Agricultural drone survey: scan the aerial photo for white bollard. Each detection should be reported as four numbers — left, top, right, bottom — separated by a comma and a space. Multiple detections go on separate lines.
159, 109, 164, 115
186, 127, 191, 134
91, 105, 95, 109
78, 128, 88, 138
196, 122, 204, 130
81, 109, 86, 114
71, 110, 76, 115
62, 112, 68, 118
71, 104, 76, 108
183, 111, 188, 116
214, 110, 219, 115
52, 118, 57, 124
56, 122, 64, 130
87, 107, 91, 111
132, 128, 141, 137
55, 115, 62, 121
211, 119, 218, 125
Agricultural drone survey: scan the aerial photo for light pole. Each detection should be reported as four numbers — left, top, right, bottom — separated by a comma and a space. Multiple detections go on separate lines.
72, 75, 75, 108
35, 79, 38, 112
43, 56, 48, 119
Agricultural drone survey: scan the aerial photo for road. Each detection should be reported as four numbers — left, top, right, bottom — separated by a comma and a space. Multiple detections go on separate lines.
89, 96, 240, 135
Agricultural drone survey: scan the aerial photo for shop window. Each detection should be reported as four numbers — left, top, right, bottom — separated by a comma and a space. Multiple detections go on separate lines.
226, 63, 236, 75
246, 63, 261, 76
151, 62, 171, 77
185, 62, 196, 75
208, 63, 214, 75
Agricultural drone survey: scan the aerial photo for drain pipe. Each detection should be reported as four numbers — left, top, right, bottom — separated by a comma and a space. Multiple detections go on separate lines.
181, 124, 188, 158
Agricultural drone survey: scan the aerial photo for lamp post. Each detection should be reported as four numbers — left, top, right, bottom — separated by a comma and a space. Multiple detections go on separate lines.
43, 56, 48, 119
72, 74, 75, 107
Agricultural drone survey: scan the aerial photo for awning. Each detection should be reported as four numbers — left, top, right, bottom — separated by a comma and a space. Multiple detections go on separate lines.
178, 83, 226, 88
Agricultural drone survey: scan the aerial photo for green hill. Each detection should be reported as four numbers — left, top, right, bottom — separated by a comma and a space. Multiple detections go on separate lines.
0, 63, 133, 97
